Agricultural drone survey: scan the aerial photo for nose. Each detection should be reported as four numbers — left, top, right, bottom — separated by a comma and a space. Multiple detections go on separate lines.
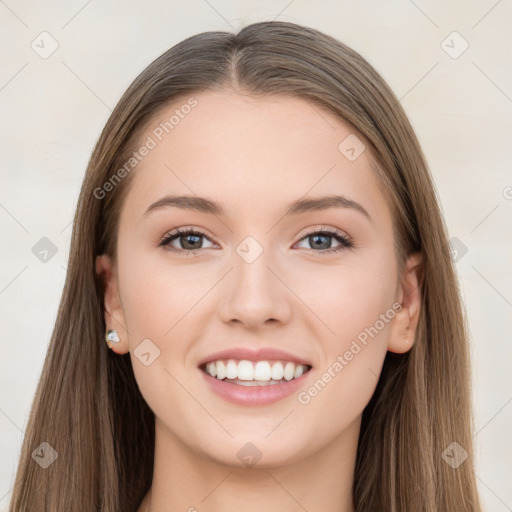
218, 249, 293, 330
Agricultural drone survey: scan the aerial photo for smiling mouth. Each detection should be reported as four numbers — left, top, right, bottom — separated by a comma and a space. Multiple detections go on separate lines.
199, 359, 313, 386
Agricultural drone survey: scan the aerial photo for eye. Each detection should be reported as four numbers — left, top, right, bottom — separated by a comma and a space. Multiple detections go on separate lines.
158, 226, 353, 255
159, 227, 217, 254
294, 226, 353, 254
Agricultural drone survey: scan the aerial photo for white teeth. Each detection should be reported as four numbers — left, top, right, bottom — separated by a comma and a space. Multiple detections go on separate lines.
254, 361, 272, 381
238, 360, 255, 381
225, 359, 238, 379
216, 361, 226, 380
283, 362, 295, 381
271, 362, 284, 380
231, 378, 282, 386
206, 362, 217, 377
204, 359, 310, 383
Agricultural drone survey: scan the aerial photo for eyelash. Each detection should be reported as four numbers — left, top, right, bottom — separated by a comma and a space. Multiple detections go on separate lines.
158, 226, 354, 256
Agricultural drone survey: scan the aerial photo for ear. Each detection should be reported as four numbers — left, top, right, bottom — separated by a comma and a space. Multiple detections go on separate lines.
95, 254, 129, 355
387, 252, 424, 354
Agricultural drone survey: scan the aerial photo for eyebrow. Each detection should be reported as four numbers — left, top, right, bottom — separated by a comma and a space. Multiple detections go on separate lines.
141, 194, 371, 221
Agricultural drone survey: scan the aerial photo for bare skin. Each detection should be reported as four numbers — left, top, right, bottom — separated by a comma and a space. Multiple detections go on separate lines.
96, 90, 423, 512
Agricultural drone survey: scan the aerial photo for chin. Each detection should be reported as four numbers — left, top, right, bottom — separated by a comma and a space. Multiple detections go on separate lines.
196, 434, 309, 470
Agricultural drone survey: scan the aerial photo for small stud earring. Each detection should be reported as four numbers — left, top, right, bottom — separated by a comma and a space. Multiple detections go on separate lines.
106, 329, 121, 348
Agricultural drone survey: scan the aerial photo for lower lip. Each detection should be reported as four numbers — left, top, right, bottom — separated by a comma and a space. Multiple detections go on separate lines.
199, 368, 312, 406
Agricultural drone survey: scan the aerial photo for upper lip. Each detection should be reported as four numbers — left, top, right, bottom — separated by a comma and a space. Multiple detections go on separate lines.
197, 347, 312, 368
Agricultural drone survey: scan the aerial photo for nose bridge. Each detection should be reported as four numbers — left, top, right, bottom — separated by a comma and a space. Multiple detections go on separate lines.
219, 235, 291, 328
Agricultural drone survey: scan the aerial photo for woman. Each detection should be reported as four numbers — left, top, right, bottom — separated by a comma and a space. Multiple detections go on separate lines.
9, 20, 482, 511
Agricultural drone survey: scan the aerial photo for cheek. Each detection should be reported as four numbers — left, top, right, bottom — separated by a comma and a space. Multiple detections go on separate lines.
118, 247, 216, 341
286, 246, 396, 416
285, 289, 394, 457
116, 248, 218, 398
289, 244, 398, 346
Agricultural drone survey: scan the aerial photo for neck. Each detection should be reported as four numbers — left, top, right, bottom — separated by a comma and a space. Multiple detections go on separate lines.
138, 417, 360, 512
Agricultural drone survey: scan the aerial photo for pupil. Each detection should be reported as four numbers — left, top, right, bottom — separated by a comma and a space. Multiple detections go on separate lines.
183, 235, 201, 249
311, 234, 330, 250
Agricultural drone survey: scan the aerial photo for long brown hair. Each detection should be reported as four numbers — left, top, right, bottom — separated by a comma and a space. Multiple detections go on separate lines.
9, 21, 481, 511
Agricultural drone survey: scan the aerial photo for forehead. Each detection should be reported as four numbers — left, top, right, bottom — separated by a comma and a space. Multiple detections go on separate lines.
120, 90, 391, 227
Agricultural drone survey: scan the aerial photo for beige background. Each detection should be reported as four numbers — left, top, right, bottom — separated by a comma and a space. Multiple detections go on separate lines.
0, 1, 511, 510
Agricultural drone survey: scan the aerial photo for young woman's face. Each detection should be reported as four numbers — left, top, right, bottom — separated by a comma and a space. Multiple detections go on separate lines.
99, 90, 418, 468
